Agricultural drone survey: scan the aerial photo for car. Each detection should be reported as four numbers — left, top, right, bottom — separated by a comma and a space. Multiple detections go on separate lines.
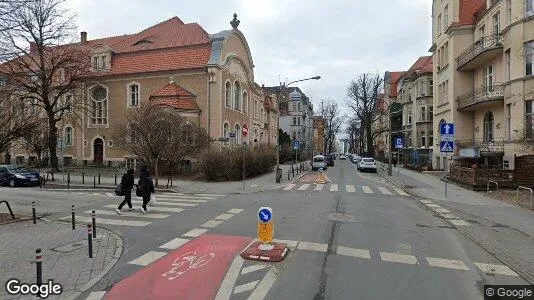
357, 158, 377, 172
324, 154, 335, 166
351, 155, 361, 164
339, 155, 347, 160
0, 165, 41, 187
312, 155, 327, 171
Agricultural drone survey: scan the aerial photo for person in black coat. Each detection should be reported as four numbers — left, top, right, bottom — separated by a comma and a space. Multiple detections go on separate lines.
116, 168, 135, 214
138, 166, 154, 214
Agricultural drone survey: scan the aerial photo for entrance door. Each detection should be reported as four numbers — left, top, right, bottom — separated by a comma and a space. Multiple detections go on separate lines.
93, 138, 104, 164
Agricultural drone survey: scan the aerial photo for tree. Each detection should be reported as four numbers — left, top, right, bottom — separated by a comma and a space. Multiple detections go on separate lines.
0, 95, 39, 156
278, 129, 291, 146
0, 0, 89, 170
346, 73, 386, 156
346, 117, 362, 154
162, 121, 209, 175
20, 119, 49, 166
320, 99, 345, 154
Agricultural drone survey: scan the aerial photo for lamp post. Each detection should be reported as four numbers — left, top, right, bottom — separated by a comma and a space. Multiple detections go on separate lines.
275, 76, 321, 183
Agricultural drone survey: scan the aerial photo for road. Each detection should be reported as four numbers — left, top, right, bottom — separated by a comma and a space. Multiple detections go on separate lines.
1, 160, 528, 299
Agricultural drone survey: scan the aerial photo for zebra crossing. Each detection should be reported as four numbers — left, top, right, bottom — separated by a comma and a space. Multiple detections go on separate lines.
281, 183, 410, 196
59, 192, 226, 227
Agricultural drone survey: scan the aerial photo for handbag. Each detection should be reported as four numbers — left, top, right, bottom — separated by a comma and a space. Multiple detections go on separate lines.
115, 183, 124, 196
135, 182, 143, 197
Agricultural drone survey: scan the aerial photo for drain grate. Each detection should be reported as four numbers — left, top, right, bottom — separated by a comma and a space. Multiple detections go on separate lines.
328, 213, 355, 222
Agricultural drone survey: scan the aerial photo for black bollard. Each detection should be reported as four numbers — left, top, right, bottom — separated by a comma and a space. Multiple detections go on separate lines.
67, 173, 70, 189
82, 173, 85, 184
93, 177, 96, 189
32, 202, 36, 224
87, 225, 93, 258
36, 248, 42, 296
71, 205, 75, 230
98, 173, 101, 185
114, 174, 117, 185
91, 210, 96, 239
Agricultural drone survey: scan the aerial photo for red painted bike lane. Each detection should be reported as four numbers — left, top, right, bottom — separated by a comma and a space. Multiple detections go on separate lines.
105, 234, 253, 300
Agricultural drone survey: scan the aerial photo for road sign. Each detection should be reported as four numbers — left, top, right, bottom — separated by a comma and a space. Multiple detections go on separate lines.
257, 207, 273, 244
293, 140, 300, 150
440, 141, 454, 152
440, 123, 455, 135
242, 124, 248, 137
395, 137, 403, 149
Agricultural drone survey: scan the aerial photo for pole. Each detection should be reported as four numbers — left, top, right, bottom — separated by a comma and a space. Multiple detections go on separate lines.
87, 225, 93, 258
242, 143, 246, 190
91, 210, 96, 239
275, 83, 283, 183
445, 154, 448, 197
32, 201, 36, 224
36, 248, 42, 296
71, 205, 75, 230
388, 111, 392, 176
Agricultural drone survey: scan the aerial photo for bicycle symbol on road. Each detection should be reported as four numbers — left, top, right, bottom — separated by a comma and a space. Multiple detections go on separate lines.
161, 250, 215, 281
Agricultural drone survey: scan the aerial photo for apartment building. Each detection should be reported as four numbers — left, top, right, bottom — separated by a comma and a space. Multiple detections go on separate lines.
431, 0, 534, 170
381, 71, 405, 156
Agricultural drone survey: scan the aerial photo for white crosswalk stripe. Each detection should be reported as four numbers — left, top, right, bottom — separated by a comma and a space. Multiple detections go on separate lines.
330, 184, 338, 192
282, 184, 411, 196
104, 205, 184, 213
346, 185, 356, 193
283, 184, 296, 191
378, 187, 392, 195
88, 209, 169, 219
298, 184, 310, 191
314, 184, 324, 191
362, 186, 373, 193
62, 216, 151, 227
130, 200, 198, 207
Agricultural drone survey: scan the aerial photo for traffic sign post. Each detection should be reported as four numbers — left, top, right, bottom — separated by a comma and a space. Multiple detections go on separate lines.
257, 207, 274, 248
293, 140, 300, 165
440, 123, 455, 197
395, 137, 403, 176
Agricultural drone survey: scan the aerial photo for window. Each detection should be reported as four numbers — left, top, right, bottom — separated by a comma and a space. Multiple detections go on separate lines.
484, 111, 494, 142
429, 132, 434, 147
243, 92, 248, 114
429, 79, 433, 95
485, 65, 494, 89
90, 86, 108, 125
408, 110, 412, 125
101, 55, 106, 69
234, 124, 241, 144
493, 12, 500, 34
223, 122, 229, 138
93, 56, 99, 69
129, 84, 139, 107
64, 95, 72, 114
225, 82, 231, 107
438, 14, 442, 34
507, 103, 512, 140
526, 101, 534, 139
125, 158, 137, 170
298, 102, 301, 111
507, 0, 512, 25
421, 131, 426, 147
234, 81, 241, 110
64, 127, 73, 146
293, 117, 297, 125
297, 117, 301, 125
292, 102, 296, 111
479, 25, 486, 40
420, 107, 426, 122
527, 0, 534, 17
444, 5, 449, 28
505, 49, 511, 81
419, 82, 425, 96
526, 41, 534, 76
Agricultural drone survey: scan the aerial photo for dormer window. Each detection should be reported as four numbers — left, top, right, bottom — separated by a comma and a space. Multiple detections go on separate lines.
91, 45, 112, 71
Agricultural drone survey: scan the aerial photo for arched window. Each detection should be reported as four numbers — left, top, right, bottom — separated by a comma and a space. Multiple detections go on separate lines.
243, 91, 248, 114
223, 122, 229, 138
90, 86, 108, 125
484, 112, 494, 142
234, 81, 241, 110
225, 82, 231, 107
235, 124, 241, 145
64, 126, 73, 146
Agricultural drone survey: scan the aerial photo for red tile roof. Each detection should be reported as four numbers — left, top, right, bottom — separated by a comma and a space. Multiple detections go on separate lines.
386, 71, 405, 98
405, 56, 433, 76
458, 0, 485, 25
154, 99, 200, 111
151, 82, 197, 98
150, 82, 200, 111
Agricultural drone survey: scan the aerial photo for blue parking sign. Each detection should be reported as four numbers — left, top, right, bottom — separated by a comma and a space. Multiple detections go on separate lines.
395, 137, 403, 149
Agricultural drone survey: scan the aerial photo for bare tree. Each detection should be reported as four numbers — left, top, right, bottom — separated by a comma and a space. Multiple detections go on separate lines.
20, 119, 49, 166
320, 99, 345, 154
346, 73, 386, 156
0, 0, 89, 170
0, 95, 39, 155
162, 121, 210, 175
346, 117, 362, 154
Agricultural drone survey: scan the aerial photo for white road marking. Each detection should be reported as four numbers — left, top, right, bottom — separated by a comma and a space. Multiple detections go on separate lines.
297, 242, 328, 252
337, 246, 370, 259
152, 198, 208, 203
104, 205, 184, 213
298, 184, 310, 191
440, 213, 457, 219
85, 291, 106, 300
449, 219, 471, 226
379, 252, 417, 265
233, 280, 259, 294
420, 199, 434, 204
272, 239, 299, 248
201, 220, 223, 228
346, 185, 356, 193
215, 256, 245, 300
241, 264, 269, 275
131, 200, 198, 207
215, 213, 234, 220
182, 228, 208, 237
128, 251, 167, 266
426, 257, 469, 270
156, 194, 215, 200
426, 203, 441, 208
62, 216, 150, 227
228, 208, 244, 214
105, 193, 114, 197
394, 188, 409, 196
159, 238, 190, 249
362, 186, 373, 193
314, 184, 324, 191
434, 208, 450, 213
474, 262, 519, 276
378, 187, 392, 195
283, 184, 296, 191
194, 193, 226, 197
86, 209, 169, 219
330, 184, 338, 192
247, 263, 282, 299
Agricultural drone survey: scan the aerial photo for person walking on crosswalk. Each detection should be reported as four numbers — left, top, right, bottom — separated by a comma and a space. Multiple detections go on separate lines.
137, 166, 154, 214
115, 168, 135, 215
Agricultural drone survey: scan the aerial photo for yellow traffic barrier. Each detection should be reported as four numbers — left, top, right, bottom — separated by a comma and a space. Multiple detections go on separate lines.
314, 168, 330, 184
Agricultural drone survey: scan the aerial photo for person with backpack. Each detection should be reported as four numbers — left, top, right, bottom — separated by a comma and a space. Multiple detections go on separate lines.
115, 168, 135, 214
137, 166, 154, 214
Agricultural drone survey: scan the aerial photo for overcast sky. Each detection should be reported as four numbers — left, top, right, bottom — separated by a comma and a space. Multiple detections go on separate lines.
69, 0, 432, 135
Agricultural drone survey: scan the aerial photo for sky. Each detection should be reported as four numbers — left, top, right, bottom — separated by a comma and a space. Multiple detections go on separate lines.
68, 0, 433, 136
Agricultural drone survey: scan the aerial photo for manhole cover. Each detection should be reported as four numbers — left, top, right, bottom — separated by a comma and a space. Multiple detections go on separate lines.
328, 213, 355, 222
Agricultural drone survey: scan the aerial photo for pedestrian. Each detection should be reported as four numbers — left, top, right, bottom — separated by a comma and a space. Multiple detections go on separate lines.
115, 168, 135, 215
137, 166, 154, 214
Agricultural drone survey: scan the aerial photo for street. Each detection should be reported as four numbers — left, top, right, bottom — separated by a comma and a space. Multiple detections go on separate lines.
0, 159, 527, 300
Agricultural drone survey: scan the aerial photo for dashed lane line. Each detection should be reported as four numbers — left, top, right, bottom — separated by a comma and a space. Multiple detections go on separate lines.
346, 185, 356, 193
379, 252, 417, 265
425, 257, 470, 270
128, 251, 167, 266
182, 228, 208, 237
201, 220, 223, 228
336, 246, 370, 259
228, 208, 244, 214
474, 262, 519, 276
393, 188, 409, 196
297, 242, 328, 252
215, 213, 234, 220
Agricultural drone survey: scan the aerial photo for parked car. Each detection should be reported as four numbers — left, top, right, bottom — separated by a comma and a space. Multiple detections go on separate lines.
0, 165, 41, 187
357, 158, 377, 172
351, 155, 361, 164
324, 154, 335, 166
339, 155, 347, 160
312, 155, 327, 171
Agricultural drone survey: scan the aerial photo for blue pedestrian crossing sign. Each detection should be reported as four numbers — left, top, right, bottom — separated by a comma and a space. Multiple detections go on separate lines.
440, 122, 455, 152
395, 137, 404, 149
293, 140, 300, 150
440, 141, 454, 152
258, 207, 272, 222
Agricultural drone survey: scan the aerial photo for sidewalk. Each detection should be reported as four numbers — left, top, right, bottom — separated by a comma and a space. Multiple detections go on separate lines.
0, 219, 122, 300
376, 161, 534, 283
42, 162, 310, 194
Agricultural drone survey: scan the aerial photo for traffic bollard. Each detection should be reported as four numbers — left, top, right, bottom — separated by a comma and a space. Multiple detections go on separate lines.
67, 173, 70, 189
36, 248, 42, 296
93, 177, 96, 189
71, 205, 75, 230
82, 173, 85, 184
114, 174, 117, 185
32, 202, 36, 224
87, 225, 93, 258
91, 210, 97, 239
98, 174, 101, 185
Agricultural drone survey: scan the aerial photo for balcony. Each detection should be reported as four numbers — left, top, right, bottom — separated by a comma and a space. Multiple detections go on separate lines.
456, 34, 503, 71
456, 83, 504, 110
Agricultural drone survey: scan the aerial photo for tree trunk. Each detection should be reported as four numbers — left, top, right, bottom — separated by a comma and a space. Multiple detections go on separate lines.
48, 117, 58, 170
365, 122, 374, 157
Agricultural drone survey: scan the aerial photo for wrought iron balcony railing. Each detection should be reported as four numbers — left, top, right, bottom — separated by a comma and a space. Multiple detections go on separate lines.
456, 34, 503, 70
456, 139, 505, 153
456, 83, 504, 110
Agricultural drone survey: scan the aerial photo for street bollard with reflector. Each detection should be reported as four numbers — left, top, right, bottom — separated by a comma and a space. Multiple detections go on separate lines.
91, 210, 97, 239
257, 207, 274, 250
36, 248, 42, 297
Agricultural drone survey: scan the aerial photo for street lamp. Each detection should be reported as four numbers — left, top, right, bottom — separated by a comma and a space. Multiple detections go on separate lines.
275, 76, 321, 183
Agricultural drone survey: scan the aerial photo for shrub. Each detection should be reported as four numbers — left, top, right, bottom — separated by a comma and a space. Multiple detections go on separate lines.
199, 147, 276, 181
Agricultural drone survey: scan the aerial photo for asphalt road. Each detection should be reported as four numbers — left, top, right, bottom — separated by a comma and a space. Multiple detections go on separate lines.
1, 160, 528, 299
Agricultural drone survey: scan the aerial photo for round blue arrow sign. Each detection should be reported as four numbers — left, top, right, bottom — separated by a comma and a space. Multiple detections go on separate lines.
258, 208, 272, 222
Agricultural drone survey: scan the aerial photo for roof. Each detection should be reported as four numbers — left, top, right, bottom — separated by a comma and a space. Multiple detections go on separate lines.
449, 0, 485, 28
387, 72, 405, 84
149, 81, 200, 111
405, 56, 433, 77
385, 71, 405, 98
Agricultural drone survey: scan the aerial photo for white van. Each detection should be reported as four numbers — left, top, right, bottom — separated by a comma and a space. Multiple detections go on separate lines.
312, 155, 327, 171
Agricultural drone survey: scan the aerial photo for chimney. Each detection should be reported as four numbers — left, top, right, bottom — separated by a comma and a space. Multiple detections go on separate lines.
29, 42, 36, 53
80, 31, 87, 44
